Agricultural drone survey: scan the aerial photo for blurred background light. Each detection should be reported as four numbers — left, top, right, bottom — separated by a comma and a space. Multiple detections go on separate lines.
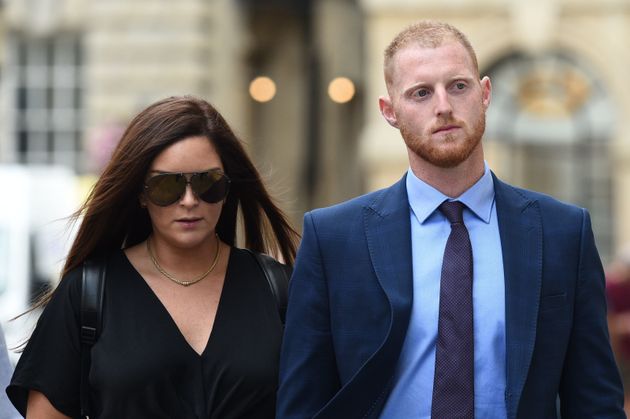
327, 77, 355, 103
249, 76, 277, 102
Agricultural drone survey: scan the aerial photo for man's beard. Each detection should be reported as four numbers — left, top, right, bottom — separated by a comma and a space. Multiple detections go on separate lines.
400, 110, 486, 169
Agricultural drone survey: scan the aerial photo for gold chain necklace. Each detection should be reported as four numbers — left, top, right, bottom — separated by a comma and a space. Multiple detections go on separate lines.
146, 234, 221, 286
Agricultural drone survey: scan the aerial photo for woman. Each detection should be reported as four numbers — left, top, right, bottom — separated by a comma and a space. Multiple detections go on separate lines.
7, 96, 299, 418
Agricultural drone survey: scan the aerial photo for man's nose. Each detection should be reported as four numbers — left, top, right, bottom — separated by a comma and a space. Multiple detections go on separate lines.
434, 88, 453, 117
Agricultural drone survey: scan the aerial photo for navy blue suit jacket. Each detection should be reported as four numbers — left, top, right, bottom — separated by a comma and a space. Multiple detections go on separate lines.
278, 174, 625, 418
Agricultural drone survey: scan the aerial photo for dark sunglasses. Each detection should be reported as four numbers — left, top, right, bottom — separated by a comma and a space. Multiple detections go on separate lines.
144, 169, 231, 206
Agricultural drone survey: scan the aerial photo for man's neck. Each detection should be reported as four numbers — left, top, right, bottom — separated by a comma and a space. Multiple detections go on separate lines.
408, 148, 486, 198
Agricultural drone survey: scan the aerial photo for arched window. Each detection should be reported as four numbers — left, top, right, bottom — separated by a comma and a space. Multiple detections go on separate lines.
484, 52, 615, 260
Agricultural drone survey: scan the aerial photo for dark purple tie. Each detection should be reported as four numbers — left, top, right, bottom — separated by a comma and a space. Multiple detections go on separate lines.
431, 200, 474, 419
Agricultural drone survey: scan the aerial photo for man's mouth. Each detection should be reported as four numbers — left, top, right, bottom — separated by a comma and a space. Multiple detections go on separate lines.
433, 124, 459, 134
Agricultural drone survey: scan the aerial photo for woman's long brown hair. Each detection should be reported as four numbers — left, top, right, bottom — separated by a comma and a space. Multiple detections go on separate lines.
32, 95, 300, 311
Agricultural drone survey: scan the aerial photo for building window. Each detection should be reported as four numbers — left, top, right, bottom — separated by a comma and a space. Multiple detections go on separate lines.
10, 33, 83, 169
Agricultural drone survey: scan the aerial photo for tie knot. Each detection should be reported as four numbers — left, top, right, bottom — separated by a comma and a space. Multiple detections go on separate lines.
439, 200, 465, 225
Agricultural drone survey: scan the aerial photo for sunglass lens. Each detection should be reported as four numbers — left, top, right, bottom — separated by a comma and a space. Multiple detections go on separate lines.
193, 171, 229, 203
145, 174, 186, 206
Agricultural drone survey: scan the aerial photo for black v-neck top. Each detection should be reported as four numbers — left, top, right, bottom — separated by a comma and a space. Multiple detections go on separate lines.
7, 248, 283, 419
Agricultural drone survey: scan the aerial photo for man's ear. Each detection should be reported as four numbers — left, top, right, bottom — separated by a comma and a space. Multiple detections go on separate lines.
480, 76, 492, 110
139, 194, 147, 208
379, 96, 399, 128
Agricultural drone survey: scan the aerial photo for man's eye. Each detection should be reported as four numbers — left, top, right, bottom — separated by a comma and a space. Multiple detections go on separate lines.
414, 89, 429, 98
455, 82, 466, 90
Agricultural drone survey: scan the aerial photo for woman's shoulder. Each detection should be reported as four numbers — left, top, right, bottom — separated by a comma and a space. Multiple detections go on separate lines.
230, 247, 291, 287
55, 249, 129, 298
232, 247, 284, 263
230, 247, 257, 268
230, 247, 287, 272
51, 263, 84, 306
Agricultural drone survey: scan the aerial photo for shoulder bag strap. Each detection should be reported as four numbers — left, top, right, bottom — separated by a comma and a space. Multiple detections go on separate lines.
244, 249, 292, 324
80, 256, 106, 419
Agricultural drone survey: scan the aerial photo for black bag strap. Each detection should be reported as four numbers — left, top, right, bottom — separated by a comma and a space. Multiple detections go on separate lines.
80, 256, 106, 419
244, 249, 292, 324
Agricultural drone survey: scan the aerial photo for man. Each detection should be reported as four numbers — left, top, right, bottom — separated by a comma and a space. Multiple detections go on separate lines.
277, 21, 625, 418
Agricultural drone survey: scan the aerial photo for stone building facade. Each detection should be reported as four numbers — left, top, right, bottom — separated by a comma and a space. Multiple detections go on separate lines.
0, 0, 629, 260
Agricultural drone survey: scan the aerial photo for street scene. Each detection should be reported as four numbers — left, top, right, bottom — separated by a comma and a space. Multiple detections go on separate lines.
1, 0, 630, 417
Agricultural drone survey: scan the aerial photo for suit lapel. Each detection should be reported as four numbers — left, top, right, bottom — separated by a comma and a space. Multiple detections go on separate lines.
493, 175, 543, 419
364, 177, 414, 321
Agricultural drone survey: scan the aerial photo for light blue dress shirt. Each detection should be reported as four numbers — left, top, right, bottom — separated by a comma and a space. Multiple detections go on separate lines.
381, 164, 507, 418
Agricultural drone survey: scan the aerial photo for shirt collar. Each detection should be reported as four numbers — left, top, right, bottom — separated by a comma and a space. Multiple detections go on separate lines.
406, 162, 495, 225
